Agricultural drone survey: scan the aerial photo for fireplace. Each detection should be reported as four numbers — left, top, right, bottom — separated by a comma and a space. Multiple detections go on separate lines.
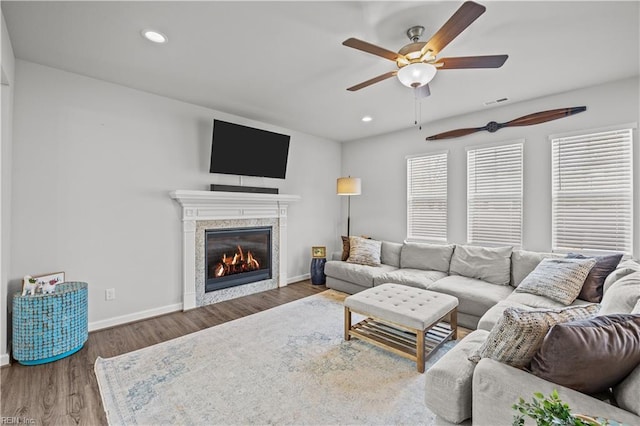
205, 226, 272, 292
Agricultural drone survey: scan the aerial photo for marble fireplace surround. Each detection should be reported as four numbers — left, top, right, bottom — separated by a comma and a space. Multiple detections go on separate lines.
170, 190, 300, 309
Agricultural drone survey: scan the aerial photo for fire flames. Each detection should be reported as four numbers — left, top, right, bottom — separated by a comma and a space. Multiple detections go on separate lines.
213, 245, 261, 278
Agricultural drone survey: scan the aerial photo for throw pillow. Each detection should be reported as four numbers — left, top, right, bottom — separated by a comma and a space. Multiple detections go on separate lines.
633, 299, 640, 314
600, 271, 640, 315
399, 242, 455, 272
515, 257, 596, 305
530, 314, 640, 394
603, 259, 640, 294
346, 236, 382, 267
341, 236, 350, 261
468, 304, 600, 368
449, 245, 513, 286
566, 253, 623, 303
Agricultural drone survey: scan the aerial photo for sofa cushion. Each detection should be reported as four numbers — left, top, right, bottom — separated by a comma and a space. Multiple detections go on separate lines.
600, 272, 640, 315
346, 236, 382, 266
614, 363, 640, 417
477, 300, 532, 332
604, 259, 640, 294
505, 291, 592, 310
634, 299, 640, 314
531, 314, 640, 394
449, 245, 512, 286
428, 276, 514, 318
510, 250, 564, 287
566, 253, 623, 302
515, 257, 596, 305
324, 261, 397, 288
373, 268, 447, 289
424, 329, 489, 424
469, 304, 600, 368
400, 242, 454, 272
478, 295, 592, 332
380, 241, 402, 268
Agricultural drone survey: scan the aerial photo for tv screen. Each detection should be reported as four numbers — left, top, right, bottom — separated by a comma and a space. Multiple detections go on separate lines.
209, 120, 290, 179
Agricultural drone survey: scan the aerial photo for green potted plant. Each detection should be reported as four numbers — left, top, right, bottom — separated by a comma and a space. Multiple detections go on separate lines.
512, 390, 620, 426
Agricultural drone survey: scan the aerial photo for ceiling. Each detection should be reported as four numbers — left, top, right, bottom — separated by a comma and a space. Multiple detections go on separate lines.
2, 1, 639, 142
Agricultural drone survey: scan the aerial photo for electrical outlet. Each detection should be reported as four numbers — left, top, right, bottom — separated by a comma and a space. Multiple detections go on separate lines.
105, 288, 116, 301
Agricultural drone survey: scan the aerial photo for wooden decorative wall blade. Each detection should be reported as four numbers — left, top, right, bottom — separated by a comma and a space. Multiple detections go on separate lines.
425, 106, 587, 141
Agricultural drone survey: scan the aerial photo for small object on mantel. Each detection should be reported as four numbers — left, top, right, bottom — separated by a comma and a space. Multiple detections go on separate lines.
425, 106, 587, 141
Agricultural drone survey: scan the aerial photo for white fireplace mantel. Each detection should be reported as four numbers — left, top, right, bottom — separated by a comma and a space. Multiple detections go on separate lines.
170, 190, 301, 310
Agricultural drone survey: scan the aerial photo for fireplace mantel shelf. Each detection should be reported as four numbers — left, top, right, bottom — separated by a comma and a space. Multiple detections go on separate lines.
170, 190, 301, 207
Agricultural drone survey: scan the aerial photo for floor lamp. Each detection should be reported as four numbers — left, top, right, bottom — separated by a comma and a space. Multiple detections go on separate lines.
337, 176, 362, 236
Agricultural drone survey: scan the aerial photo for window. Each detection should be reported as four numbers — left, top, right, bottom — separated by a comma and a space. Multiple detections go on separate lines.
407, 152, 448, 241
552, 128, 633, 254
467, 142, 523, 246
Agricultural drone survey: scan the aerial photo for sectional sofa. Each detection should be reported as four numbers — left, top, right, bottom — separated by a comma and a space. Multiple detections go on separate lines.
324, 240, 640, 425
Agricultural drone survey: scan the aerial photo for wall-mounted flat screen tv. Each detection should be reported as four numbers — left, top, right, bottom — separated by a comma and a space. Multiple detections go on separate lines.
209, 119, 290, 179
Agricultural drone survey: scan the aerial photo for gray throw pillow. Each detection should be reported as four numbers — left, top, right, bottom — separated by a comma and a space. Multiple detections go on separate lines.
515, 257, 596, 305
530, 314, 640, 394
566, 253, 623, 303
400, 242, 454, 272
449, 245, 512, 285
511, 250, 564, 287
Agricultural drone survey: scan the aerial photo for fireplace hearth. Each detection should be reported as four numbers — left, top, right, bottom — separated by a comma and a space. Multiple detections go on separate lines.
205, 226, 272, 292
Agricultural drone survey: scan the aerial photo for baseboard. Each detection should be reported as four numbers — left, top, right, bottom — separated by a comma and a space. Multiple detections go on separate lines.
0, 352, 10, 366
287, 273, 310, 284
88, 303, 183, 332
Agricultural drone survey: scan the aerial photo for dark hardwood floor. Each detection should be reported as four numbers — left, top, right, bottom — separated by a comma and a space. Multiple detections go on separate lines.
0, 280, 326, 426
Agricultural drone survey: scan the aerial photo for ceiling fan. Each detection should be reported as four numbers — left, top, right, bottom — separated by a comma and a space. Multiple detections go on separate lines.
342, 1, 508, 96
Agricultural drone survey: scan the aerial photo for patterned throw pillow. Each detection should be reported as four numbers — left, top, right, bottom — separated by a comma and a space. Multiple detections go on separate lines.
468, 304, 600, 368
515, 257, 597, 305
346, 236, 382, 267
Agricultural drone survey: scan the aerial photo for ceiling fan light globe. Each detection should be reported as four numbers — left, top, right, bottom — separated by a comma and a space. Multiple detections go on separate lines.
397, 62, 436, 88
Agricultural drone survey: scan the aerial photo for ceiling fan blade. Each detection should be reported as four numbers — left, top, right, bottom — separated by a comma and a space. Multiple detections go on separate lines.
415, 84, 431, 98
346, 71, 398, 91
504, 106, 587, 127
342, 38, 403, 62
435, 54, 508, 69
426, 127, 482, 140
423, 1, 486, 55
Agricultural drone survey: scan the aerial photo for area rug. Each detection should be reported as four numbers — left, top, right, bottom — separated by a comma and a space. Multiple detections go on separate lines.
95, 290, 456, 425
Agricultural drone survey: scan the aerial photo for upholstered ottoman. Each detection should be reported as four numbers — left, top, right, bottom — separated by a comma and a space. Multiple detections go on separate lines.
344, 283, 458, 373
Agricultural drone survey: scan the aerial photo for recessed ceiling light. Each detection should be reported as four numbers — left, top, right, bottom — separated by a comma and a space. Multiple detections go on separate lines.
361, 116, 373, 122
142, 30, 168, 44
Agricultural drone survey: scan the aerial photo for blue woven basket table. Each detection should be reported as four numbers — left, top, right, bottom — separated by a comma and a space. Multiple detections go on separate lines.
12, 281, 88, 365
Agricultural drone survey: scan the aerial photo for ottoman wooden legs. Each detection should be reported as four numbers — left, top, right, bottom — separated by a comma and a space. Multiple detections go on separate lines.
344, 306, 458, 373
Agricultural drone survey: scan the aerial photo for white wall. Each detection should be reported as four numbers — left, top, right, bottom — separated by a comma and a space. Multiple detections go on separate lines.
342, 77, 640, 256
10, 60, 342, 332
1, 10, 16, 365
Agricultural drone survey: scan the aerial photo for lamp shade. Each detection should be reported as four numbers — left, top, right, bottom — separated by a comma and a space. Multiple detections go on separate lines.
397, 63, 437, 88
337, 177, 361, 195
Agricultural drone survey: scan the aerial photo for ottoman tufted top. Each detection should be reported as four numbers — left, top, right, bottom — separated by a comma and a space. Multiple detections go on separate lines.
345, 283, 459, 330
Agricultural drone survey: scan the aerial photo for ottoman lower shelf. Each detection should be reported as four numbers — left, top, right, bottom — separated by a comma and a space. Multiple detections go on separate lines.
345, 308, 456, 373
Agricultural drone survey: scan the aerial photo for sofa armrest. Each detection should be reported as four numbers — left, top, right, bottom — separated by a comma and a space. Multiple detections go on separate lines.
472, 358, 640, 426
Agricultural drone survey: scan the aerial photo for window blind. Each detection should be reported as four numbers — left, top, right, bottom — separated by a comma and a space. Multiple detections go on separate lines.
552, 128, 633, 254
467, 142, 523, 246
407, 152, 448, 241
